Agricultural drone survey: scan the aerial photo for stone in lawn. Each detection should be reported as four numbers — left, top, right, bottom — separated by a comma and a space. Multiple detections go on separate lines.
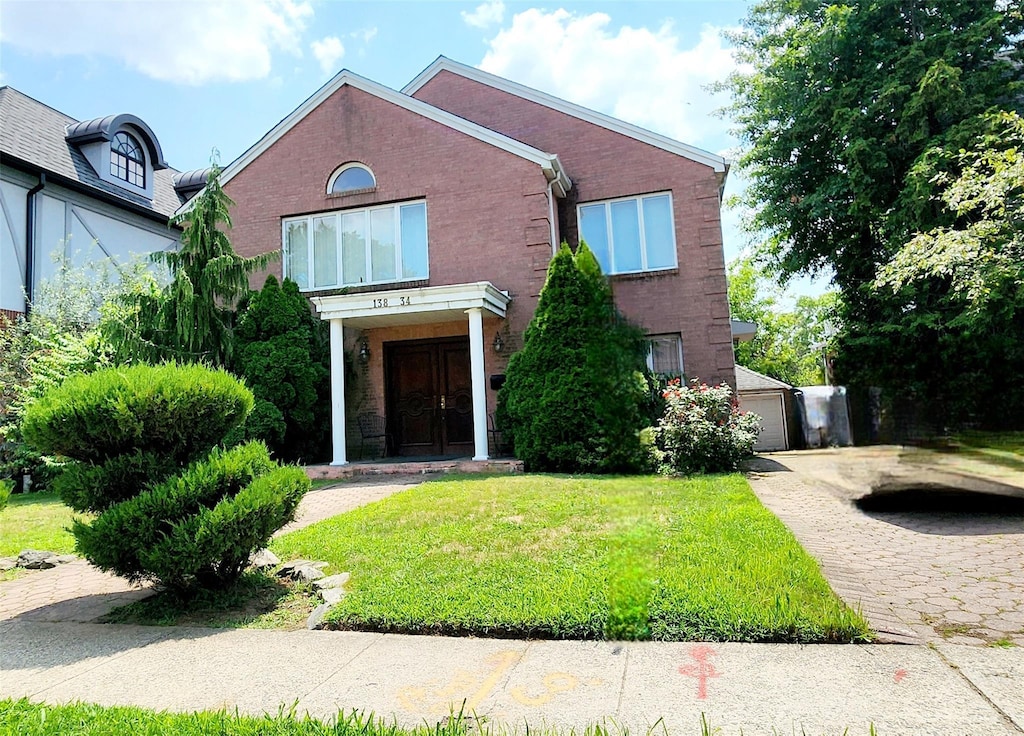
276, 559, 313, 576
320, 587, 346, 605
313, 573, 351, 590
17, 550, 58, 569
0, 557, 16, 571
250, 549, 280, 570
54, 554, 78, 564
292, 564, 325, 582
307, 602, 333, 630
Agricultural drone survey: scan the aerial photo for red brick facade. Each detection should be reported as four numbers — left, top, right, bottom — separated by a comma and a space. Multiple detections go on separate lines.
413, 69, 735, 386
221, 67, 735, 458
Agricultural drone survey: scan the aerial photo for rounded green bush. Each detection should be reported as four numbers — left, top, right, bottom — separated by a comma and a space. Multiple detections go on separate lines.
73, 441, 304, 593
52, 451, 178, 514
22, 362, 254, 463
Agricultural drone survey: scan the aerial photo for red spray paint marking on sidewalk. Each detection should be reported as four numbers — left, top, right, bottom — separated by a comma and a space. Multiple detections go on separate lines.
679, 645, 721, 699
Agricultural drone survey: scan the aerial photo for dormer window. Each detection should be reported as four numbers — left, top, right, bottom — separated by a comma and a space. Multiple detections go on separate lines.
110, 131, 145, 188
328, 163, 375, 195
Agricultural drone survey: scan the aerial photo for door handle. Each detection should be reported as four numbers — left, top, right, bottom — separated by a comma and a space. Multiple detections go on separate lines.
440, 395, 447, 410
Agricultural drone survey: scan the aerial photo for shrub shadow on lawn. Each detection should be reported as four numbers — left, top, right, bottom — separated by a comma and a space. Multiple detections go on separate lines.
100, 571, 317, 629
855, 488, 1024, 535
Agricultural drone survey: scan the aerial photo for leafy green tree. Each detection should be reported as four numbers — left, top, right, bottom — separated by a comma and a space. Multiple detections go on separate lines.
724, 0, 1022, 425
871, 111, 1024, 425
103, 166, 270, 366
232, 276, 330, 462
498, 243, 649, 473
728, 257, 838, 386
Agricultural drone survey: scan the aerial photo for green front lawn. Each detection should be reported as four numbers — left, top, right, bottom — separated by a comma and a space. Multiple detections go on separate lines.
0, 491, 79, 558
272, 474, 869, 642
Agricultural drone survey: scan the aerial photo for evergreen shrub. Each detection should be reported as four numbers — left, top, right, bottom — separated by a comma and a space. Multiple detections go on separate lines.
233, 276, 330, 462
498, 243, 649, 473
22, 363, 309, 595
652, 379, 761, 475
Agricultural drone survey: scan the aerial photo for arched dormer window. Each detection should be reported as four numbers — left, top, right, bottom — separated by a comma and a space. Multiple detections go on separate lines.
327, 163, 375, 195
110, 131, 145, 188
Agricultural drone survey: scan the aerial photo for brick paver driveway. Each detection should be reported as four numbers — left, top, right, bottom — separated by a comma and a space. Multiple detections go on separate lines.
0, 476, 419, 624
747, 448, 1024, 646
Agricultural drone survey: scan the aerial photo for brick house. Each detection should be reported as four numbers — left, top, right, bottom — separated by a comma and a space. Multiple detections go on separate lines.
188, 57, 735, 465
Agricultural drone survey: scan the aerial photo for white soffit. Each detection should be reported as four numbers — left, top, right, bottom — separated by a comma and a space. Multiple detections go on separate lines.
311, 281, 511, 328
404, 56, 728, 174
175, 71, 570, 216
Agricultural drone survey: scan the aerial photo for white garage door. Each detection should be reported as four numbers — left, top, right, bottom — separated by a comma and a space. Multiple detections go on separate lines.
740, 393, 788, 451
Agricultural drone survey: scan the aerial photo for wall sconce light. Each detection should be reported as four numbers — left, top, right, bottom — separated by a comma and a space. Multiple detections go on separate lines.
358, 336, 371, 363
492, 332, 505, 353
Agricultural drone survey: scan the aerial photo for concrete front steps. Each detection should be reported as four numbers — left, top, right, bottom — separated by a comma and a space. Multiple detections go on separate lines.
305, 456, 524, 480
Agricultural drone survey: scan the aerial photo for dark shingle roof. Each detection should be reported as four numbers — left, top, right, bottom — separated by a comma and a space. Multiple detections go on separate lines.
0, 86, 182, 219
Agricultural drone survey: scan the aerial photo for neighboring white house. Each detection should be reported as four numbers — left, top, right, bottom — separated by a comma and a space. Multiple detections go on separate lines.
0, 86, 206, 320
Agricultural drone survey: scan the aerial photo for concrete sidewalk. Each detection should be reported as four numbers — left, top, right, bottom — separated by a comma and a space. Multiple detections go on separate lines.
2, 621, 1022, 735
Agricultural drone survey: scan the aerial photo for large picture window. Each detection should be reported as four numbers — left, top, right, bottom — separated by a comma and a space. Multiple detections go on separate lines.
283, 201, 428, 290
577, 192, 676, 275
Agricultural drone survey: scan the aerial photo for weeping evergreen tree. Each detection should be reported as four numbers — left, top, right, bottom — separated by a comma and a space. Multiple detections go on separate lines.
497, 242, 649, 473
103, 166, 270, 366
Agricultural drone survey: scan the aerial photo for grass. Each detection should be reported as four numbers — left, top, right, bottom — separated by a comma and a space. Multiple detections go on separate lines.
271, 474, 869, 643
103, 571, 318, 629
0, 698, 870, 736
0, 491, 82, 581
954, 431, 1024, 472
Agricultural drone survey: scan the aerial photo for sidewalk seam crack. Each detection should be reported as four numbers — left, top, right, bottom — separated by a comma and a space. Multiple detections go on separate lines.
933, 647, 1024, 734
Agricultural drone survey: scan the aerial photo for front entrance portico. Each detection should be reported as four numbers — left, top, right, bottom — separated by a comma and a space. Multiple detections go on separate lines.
311, 282, 511, 465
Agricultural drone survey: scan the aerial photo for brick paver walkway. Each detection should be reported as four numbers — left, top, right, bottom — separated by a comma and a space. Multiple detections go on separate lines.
748, 452, 1024, 646
0, 477, 420, 624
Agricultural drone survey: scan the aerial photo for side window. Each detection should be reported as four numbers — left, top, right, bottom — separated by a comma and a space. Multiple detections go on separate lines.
647, 334, 683, 377
577, 193, 676, 274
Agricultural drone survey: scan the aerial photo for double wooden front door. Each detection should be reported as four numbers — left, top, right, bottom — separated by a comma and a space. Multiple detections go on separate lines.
385, 338, 474, 457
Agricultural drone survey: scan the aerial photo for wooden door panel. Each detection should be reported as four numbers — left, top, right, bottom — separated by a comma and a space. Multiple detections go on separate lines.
441, 344, 474, 449
387, 345, 440, 455
386, 338, 474, 457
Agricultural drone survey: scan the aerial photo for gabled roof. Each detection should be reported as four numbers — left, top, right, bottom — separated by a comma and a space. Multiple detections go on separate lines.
0, 86, 183, 219
735, 365, 793, 392
404, 56, 729, 175
179, 69, 572, 215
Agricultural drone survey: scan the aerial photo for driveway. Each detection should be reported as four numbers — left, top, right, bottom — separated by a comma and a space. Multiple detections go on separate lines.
747, 447, 1024, 646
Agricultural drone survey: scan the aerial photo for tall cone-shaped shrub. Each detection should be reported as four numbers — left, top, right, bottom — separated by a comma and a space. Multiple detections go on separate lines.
497, 243, 649, 472
22, 363, 309, 595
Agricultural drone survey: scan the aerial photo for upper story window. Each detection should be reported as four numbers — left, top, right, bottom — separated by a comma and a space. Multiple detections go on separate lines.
110, 131, 145, 188
283, 200, 428, 290
328, 163, 376, 195
578, 192, 676, 275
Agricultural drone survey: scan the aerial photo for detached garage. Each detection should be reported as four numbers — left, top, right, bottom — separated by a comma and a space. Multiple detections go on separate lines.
736, 366, 795, 452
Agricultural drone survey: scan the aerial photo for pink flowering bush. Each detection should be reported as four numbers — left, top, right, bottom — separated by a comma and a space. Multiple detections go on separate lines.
651, 379, 761, 475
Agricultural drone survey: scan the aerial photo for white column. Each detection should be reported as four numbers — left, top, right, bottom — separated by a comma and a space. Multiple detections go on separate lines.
467, 307, 489, 461
329, 318, 348, 466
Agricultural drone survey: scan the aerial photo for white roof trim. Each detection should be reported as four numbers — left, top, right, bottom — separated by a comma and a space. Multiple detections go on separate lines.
175, 70, 570, 216
404, 56, 728, 174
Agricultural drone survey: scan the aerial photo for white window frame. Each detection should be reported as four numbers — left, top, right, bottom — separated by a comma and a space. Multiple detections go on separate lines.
326, 162, 376, 195
646, 333, 684, 377
576, 191, 678, 275
282, 200, 428, 291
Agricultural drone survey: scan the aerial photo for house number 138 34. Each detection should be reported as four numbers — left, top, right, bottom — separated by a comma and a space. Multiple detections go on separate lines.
372, 296, 412, 308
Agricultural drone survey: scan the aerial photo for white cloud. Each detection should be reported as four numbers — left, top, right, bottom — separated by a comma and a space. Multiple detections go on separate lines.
0, 0, 313, 85
462, 0, 505, 29
311, 36, 345, 73
479, 9, 738, 149
351, 27, 378, 44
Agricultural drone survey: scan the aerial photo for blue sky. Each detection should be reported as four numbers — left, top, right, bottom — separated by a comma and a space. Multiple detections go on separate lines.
0, 0, 827, 298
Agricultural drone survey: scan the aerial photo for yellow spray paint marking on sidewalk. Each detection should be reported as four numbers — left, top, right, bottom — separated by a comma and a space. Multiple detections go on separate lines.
396, 650, 522, 716
510, 672, 578, 706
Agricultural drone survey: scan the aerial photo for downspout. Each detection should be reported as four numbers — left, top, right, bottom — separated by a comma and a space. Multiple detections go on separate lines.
546, 178, 558, 256
24, 173, 46, 317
